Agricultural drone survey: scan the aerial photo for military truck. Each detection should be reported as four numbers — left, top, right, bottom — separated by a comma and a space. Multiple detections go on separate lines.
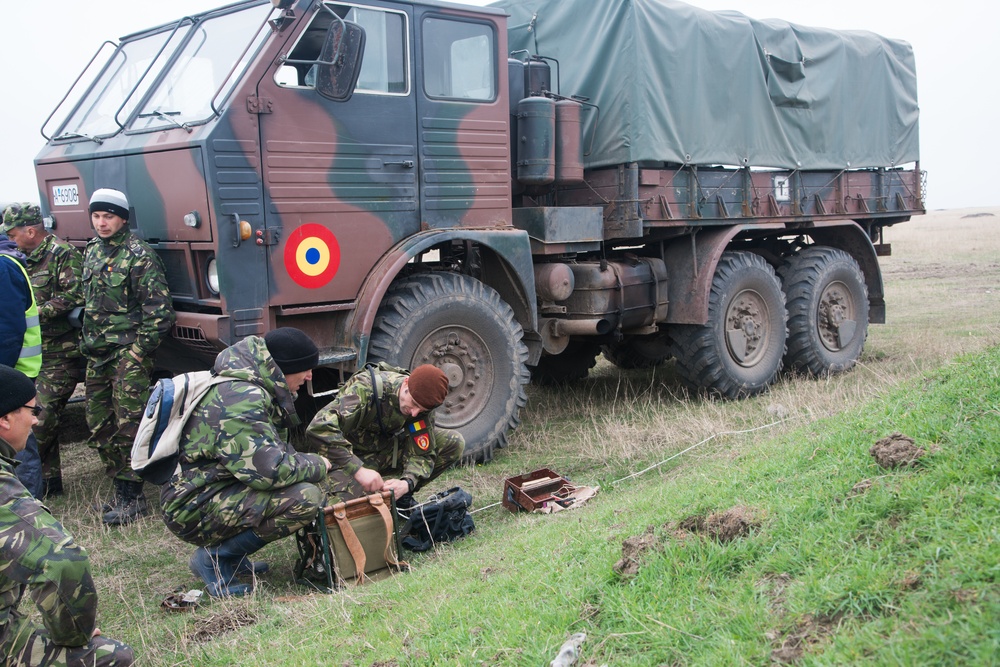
34, 0, 924, 462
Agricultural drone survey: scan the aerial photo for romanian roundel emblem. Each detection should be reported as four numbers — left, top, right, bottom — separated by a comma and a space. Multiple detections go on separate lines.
284, 223, 340, 289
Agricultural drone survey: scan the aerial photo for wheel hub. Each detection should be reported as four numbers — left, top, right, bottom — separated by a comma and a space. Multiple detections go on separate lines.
818, 281, 856, 351
725, 290, 770, 366
410, 326, 493, 429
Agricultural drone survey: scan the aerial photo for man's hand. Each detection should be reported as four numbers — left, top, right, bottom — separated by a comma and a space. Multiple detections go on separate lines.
382, 478, 410, 498
354, 467, 383, 493
319, 455, 332, 472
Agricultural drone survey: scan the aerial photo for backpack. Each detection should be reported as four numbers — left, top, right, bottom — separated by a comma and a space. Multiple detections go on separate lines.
400, 487, 475, 552
130, 371, 235, 484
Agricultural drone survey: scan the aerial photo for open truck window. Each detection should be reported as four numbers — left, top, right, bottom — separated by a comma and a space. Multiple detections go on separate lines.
275, 3, 408, 95
421, 17, 495, 101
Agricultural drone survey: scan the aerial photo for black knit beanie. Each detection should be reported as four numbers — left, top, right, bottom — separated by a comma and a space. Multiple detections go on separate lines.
264, 328, 319, 375
0, 364, 36, 416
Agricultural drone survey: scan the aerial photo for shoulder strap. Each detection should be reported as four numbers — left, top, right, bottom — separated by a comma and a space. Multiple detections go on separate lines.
366, 365, 388, 438
158, 374, 238, 453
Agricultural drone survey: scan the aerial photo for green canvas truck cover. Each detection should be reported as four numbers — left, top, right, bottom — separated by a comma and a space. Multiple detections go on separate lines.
492, 0, 919, 171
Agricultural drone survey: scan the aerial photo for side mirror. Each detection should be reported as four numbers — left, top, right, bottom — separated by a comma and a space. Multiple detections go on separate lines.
315, 20, 365, 102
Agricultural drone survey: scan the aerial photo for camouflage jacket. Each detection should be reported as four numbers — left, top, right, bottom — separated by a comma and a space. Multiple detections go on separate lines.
160, 337, 327, 511
305, 368, 439, 485
0, 438, 97, 647
81, 226, 175, 358
25, 233, 83, 357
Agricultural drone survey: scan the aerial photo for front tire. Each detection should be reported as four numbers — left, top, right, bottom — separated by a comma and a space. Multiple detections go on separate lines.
778, 246, 869, 376
368, 272, 528, 464
671, 251, 787, 398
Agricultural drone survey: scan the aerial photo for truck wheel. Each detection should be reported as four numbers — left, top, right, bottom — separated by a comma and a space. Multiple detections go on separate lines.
368, 272, 528, 464
671, 251, 787, 398
778, 246, 869, 376
529, 340, 601, 386
601, 334, 672, 370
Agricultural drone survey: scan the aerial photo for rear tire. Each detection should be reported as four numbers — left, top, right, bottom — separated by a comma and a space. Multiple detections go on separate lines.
368, 272, 528, 464
778, 246, 869, 376
671, 251, 787, 398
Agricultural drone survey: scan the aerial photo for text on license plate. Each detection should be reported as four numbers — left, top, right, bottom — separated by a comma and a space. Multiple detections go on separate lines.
52, 184, 79, 206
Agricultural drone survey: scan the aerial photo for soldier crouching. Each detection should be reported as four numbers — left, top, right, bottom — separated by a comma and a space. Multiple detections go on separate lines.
305, 363, 464, 507
159, 328, 331, 597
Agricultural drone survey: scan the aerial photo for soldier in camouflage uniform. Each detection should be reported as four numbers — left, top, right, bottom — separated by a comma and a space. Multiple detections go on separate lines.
2, 204, 85, 498
81, 189, 175, 526
0, 364, 134, 667
306, 363, 464, 505
160, 329, 331, 597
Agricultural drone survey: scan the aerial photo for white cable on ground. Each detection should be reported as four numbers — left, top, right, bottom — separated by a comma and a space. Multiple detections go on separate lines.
610, 417, 796, 486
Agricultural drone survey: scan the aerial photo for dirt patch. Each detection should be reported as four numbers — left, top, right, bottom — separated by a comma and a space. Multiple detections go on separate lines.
768, 613, 843, 664
869, 433, 926, 469
186, 606, 257, 643
961, 212, 995, 218
677, 505, 760, 542
612, 525, 658, 578
370, 661, 399, 667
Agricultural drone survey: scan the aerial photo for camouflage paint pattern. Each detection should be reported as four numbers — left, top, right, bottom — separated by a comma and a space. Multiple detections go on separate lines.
31, 0, 921, 358
159, 336, 327, 547
305, 367, 464, 502
22, 234, 84, 480
0, 439, 133, 666
82, 225, 174, 480
31, 0, 923, 458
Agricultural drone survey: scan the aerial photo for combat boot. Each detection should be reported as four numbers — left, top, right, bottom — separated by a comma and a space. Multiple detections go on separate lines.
190, 530, 268, 597
42, 476, 63, 498
102, 479, 149, 526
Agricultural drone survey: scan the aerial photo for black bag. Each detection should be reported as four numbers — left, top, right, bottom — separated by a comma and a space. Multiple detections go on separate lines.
400, 487, 475, 552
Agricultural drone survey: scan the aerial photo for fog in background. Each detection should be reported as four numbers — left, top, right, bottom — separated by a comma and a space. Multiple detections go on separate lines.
2, 0, 995, 210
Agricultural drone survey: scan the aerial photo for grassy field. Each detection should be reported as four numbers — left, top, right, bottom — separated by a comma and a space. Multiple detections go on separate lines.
41, 207, 1000, 665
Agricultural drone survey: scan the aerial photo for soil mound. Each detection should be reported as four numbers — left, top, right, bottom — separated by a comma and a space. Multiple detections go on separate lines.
869, 433, 926, 468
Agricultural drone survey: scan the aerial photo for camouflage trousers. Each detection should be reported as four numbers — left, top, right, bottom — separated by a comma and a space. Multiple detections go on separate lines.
3, 612, 133, 667
323, 428, 465, 503
160, 481, 325, 548
84, 349, 153, 482
35, 354, 85, 480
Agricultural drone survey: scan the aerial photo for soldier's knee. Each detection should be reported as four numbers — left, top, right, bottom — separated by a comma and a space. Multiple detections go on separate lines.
296, 482, 325, 513
439, 429, 465, 465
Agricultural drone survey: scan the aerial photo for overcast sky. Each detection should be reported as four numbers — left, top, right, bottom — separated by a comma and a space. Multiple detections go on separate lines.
2, 0, 995, 210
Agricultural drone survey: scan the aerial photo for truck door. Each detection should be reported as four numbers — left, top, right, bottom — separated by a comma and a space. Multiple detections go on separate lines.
257, 1, 418, 306
414, 10, 509, 227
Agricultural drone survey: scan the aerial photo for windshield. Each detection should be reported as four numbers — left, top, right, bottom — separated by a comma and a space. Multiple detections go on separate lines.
57, 2, 274, 139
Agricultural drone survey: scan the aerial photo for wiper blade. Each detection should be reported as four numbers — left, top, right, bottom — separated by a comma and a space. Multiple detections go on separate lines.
53, 131, 104, 144
137, 109, 192, 133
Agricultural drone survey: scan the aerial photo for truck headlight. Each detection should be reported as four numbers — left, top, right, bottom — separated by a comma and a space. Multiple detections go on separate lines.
206, 257, 220, 295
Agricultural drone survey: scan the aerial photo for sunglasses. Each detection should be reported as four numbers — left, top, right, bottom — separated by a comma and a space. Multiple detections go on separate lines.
22, 404, 43, 417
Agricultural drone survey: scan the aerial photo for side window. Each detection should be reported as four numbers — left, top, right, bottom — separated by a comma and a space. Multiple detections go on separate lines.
275, 3, 408, 95
421, 17, 495, 101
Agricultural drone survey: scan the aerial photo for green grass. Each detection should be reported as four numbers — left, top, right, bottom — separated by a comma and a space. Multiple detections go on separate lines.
52, 344, 997, 666
34, 210, 1000, 664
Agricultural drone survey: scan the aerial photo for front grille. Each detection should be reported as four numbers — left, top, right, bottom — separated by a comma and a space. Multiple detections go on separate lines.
173, 325, 220, 353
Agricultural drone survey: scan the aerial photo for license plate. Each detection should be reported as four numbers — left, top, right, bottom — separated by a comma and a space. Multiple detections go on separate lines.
52, 184, 79, 206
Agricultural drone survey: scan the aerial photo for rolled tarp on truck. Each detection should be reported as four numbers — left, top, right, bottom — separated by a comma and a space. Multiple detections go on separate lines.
492, 0, 919, 171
